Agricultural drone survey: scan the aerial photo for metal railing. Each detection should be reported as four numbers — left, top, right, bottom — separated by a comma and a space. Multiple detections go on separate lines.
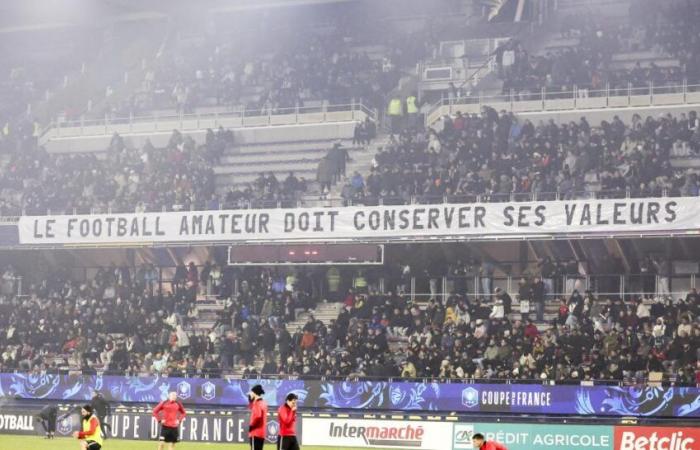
345, 188, 684, 207
406, 274, 695, 302
5, 369, 679, 387
426, 80, 700, 126
43, 102, 375, 141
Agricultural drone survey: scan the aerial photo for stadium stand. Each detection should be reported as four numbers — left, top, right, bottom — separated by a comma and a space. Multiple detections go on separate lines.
6, 105, 700, 215
1, 257, 697, 384
2, 0, 700, 423
1, 128, 217, 215
497, 0, 700, 96
341, 108, 700, 206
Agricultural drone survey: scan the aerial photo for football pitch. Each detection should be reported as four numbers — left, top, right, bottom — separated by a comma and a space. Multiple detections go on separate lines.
0, 436, 393, 450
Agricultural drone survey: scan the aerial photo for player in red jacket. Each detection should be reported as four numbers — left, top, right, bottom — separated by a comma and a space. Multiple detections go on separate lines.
248, 384, 269, 450
277, 393, 299, 450
472, 433, 508, 450
153, 392, 187, 450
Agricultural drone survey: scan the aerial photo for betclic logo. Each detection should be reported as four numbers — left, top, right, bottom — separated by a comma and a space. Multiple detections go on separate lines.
615, 426, 698, 450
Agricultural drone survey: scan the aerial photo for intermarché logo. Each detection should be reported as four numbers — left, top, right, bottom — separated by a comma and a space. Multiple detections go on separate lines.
329, 421, 425, 447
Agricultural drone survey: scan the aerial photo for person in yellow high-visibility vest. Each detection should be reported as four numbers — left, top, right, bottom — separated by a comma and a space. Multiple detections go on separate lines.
353, 270, 368, 294
387, 97, 403, 134
405, 93, 419, 130
73, 405, 103, 450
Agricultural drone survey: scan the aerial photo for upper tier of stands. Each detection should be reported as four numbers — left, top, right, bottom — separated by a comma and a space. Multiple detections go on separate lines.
5, 104, 700, 217
0, 121, 367, 216
423, 0, 700, 122
5, 0, 700, 217
341, 107, 700, 207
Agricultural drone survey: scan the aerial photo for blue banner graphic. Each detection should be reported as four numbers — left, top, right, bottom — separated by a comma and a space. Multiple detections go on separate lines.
1, 373, 698, 417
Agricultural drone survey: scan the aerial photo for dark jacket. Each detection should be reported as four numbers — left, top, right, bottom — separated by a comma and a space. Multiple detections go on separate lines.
91, 394, 111, 418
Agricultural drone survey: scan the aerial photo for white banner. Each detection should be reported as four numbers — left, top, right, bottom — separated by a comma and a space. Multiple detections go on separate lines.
17, 197, 697, 246
302, 417, 453, 450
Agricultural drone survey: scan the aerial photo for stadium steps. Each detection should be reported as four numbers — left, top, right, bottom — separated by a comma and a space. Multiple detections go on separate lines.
219, 147, 328, 164
215, 161, 323, 176
215, 170, 319, 190
213, 138, 361, 191
327, 135, 389, 197
228, 139, 354, 156
671, 155, 700, 168
188, 295, 226, 330
284, 301, 345, 333
217, 144, 363, 165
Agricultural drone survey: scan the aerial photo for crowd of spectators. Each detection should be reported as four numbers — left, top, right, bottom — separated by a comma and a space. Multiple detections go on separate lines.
1, 257, 698, 384
8, 103, 700, 215
0, 263, 196, 375
274, 271, 700, 385
223, 169, 311, 210
0, 116, 325, 215
0, 27, 100, 124
0, 124, 225, 214
2, 0, 700, 386
6, 103, 700, 214
498, 0, 700, 96
8, 1, 700, 214
125, 18, 403, 118
341, 106, 700, 206
0, 122, 304, 215
11, 105, 700, 214
0, 262, 313, 377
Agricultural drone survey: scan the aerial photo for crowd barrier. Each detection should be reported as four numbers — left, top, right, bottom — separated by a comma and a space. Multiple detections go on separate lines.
426, 82, 700, 127
1, 373, 698, 418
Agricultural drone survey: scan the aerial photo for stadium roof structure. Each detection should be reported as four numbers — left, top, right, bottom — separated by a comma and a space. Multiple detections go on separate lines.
0, 0, 357, 31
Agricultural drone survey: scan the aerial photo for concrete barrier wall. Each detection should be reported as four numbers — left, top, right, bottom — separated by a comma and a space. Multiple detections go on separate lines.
427, 89, 700, 127
45, 119, 360, 154
43, 109, 366, 153
430, 99, 700, 126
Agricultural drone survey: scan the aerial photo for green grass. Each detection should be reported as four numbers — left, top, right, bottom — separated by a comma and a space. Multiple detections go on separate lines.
0, 436, 394, 450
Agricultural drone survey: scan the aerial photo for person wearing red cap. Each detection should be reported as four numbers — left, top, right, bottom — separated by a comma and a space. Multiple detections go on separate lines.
472, 433, 508, 450
248, 384, 269, 450
277, 393, 299, 450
